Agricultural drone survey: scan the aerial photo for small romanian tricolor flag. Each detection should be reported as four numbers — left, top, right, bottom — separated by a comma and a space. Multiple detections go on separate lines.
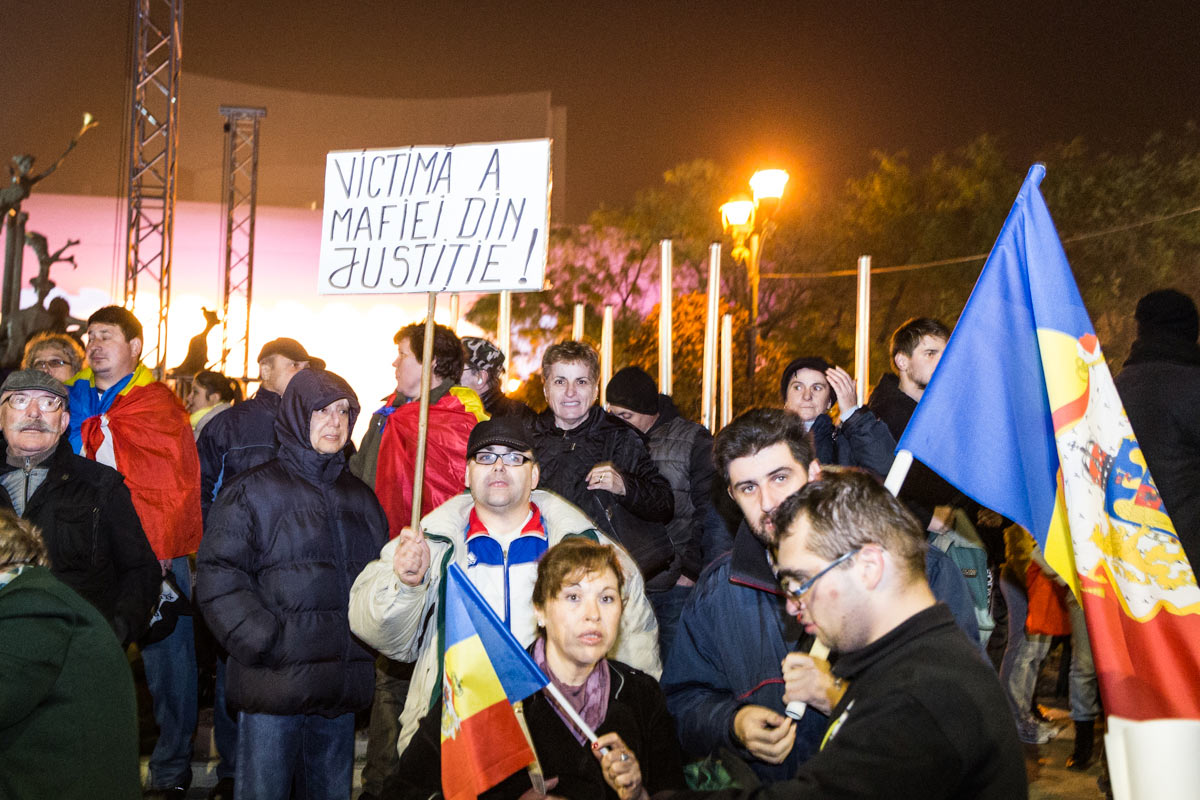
440, 563, 550, 800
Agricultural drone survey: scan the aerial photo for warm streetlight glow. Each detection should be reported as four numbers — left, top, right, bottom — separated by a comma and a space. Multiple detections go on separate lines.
749, 168, 789, 202
720, 199, 755, 231
506, 377, 522, 393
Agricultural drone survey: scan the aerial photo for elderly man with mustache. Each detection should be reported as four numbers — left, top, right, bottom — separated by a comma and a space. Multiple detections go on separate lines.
0, 369, 159, 646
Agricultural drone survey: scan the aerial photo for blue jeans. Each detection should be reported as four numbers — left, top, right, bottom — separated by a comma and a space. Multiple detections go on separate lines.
143, 558, 199, 788
214, 656, 237, 779
649, 582, 693, 668
999, 571, 1100, 727
235, 711, 355, 800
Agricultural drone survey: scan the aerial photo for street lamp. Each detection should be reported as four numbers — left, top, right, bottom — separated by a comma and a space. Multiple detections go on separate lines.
721, 168, 788, 383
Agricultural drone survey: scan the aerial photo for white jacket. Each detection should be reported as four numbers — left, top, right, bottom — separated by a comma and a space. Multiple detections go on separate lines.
348, 489, 662, 755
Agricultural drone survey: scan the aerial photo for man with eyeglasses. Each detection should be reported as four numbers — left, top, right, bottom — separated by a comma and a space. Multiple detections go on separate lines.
347, 320, 486, 800
672, 471, 1025, 799
0, 369, 159, 646
663, 409, 977, 786
350, 416, 662, 768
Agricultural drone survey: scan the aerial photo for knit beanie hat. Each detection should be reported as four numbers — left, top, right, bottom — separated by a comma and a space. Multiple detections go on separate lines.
605, 366, 658, 414
1135, 289, 1199, 342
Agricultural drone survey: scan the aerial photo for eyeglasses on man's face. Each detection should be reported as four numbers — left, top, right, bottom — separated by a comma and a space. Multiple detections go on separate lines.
472, 450, 534, 466
780, 547, 862, 602
3, 394, 65, 412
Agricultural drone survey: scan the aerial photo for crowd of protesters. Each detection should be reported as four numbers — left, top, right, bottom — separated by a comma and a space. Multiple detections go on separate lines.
2, 287, 1197, 800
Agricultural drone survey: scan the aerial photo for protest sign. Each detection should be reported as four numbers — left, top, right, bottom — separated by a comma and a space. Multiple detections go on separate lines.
319, 139, 551, 295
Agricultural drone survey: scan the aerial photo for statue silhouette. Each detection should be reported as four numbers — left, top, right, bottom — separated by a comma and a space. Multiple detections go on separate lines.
170, 307, 221, 377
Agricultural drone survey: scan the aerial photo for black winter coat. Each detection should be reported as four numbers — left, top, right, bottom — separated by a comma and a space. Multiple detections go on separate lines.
867, 373, 968, 524
808, 407, 896, 479
196, 388, 281, 522
390, 658, 687, 800
0, 436, 159, 645
528, 406, 675, 579
196, 370, 387, 717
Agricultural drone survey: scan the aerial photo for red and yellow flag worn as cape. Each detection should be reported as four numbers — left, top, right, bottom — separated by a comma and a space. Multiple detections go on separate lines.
375, 386, 487, 537
69, 364, 203, 560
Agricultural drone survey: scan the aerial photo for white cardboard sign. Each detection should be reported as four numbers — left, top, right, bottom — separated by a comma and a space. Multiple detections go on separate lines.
318, 138, 551, 294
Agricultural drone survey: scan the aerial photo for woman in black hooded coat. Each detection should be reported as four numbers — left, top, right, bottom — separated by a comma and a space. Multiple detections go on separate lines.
196, 369, 387, 800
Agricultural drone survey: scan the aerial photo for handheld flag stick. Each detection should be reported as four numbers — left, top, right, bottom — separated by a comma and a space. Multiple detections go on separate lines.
410, 292, 438, 531
883, 449, 914, 497
542, 680, 603, 747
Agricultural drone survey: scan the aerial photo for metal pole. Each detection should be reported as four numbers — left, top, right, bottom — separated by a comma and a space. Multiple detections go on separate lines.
448, 293, 460, 333
854, 255, 871, 405
410, 293, 438, 531
497, 290, 511, 384
720, 313, 733, 428
659, 239, 673, 395
572, 303, 584, 340
702, 243, 721, 432
746, 232, 761, 383
600, 305, 613, 405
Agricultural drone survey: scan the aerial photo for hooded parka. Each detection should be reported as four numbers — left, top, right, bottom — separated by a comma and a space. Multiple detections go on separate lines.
196, 369, 387, 717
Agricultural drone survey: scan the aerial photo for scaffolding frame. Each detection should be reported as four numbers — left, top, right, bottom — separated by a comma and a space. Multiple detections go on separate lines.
218, 106, 266, 379
124, 0, 182, 375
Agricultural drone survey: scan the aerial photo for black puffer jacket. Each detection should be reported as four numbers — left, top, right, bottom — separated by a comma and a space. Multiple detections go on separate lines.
0, 436, 160, 645
196, 370, 387, 717
528, 406, 675, 579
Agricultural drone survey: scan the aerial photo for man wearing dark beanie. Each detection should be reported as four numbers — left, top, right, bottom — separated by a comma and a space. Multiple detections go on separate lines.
1115, 288, 1200, 571
606, 366, 725, 662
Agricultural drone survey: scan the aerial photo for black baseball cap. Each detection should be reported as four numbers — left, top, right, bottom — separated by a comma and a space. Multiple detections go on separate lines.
466, 417, 534, 459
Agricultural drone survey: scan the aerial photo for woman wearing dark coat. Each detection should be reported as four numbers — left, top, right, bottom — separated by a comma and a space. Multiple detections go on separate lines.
196, 369, 387, 800
527, 341, 674, 581
389, 538, 686, 800
780, 356, 896, 479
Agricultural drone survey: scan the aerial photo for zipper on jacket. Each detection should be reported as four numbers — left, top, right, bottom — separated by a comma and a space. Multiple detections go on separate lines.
21, 456, 31, 511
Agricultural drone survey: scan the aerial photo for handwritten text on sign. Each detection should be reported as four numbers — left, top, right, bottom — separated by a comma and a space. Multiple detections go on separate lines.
318, 139, 551, 294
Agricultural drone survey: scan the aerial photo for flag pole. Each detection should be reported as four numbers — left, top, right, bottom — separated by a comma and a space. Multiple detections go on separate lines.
883, 449, 913, 497
854, 255, 871, 405
659, 238, 673, 395
410, 293, 438, 531
542, 681, 602, 746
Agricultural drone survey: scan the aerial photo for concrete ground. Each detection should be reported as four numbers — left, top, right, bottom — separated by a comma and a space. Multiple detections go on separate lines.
149, 700, 1107, 799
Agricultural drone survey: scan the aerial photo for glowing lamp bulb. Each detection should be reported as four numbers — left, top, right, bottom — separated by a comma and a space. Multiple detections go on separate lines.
750, 169, 789, 202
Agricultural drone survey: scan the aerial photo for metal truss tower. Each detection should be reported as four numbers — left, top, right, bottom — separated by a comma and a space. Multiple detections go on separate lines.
218, 106, 266, 379
124, 0, 182, 375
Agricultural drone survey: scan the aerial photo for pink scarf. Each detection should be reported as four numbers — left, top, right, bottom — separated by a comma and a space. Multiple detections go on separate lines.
533, 637, 611, 745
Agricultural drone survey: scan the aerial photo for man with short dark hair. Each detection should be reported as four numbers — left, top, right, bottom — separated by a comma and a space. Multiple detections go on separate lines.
0, 369, 159, 645
349, 416, 660, 772
868, 316, 965, 526
66, 305, 203, 799
663, 408, 828, 784
671, 471, 1026, 799
349, 320, 486, 800
460, 335, 533, 419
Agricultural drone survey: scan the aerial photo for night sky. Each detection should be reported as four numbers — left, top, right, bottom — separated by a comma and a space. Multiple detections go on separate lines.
6, 1, 1199, 222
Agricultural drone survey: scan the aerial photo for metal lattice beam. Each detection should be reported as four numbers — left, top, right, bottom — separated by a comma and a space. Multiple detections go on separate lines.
124, 0, 181, 375
218, 106, 266, 379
